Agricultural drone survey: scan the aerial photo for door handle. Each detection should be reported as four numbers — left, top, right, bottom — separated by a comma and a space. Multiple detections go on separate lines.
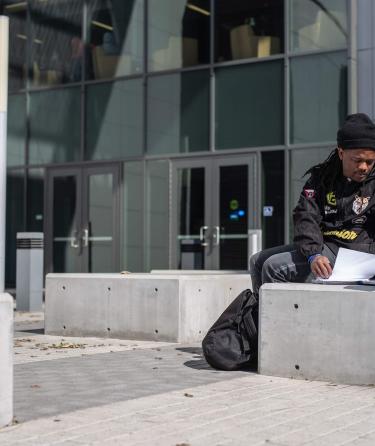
213, 226, 220, 246
199, 226, 209, 247
70, 230, 79, 248
82, 228, 89, 247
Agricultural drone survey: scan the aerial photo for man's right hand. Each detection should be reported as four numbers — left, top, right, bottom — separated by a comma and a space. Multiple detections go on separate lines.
310, 255, 332, 279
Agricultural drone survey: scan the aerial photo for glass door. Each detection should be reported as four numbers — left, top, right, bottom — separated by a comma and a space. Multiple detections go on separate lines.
45, 164, 120, 274
81, 165, 120, 273
171, 155, 258, 270
212, 155, 258, 270
171, 159, 213, 269
46, 168, 82, 273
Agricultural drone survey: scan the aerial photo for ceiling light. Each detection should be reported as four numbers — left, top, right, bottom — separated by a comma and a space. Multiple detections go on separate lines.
186, 3, 210, 16
4, 2, 27, 11
91, 20, 113, 32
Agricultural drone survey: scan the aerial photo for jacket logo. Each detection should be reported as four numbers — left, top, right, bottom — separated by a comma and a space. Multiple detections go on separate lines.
304, 189, 315, 198
352, 216, 367, 224
352, 195, 370, 215
323, 230, 358, 240
324, 206, 337, 215
326, 192, 336, 206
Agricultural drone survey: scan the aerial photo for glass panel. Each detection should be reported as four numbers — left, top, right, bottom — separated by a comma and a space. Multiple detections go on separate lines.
2, 0, 27, 91
30, 0, 83, 86
123, 162, 144, 272
6, 170, 24, 288
215, 0, 284, 62
87, 173, 113, 273
147, 70, 209, 154
145, 161, 169, 270
86, 79, 143, 160
290, 147, 333, 208
87, 0, 144, 80
177, 167, 205, 269
219, 165, 248, 270
53, 175, 78, 273
148, 0, 210, 72
216, 61, 284, 149
290, 51, 347, 144
29, 88, 81, 164
27, 168, 44, 232
261, 151, 285, 249
290, 0, 347, 52
7, 94, 26, 166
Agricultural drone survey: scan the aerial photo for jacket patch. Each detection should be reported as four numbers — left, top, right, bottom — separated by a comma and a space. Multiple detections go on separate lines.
352, 195, 370, 215
352, 216, 367, 224
304, 189, 315, 198
323, 229, 358, 240
326, 191, 336, 206
324, 205, 337, 215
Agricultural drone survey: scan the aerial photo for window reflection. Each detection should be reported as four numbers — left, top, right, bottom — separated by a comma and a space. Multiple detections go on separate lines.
3, 0, 27, 91
27, 168, 44, 232
290, 0, 347, 52
29, 88, 81, 164
6, 170, 25, 288
87, 0, 144, 80
30, 0, 83, 86
215, 0, 284, 62
147, 71, 210, 154
86, 79, 143, 160
216, 61, 284, 149
148, 0, 210, 72
7, 94, 26, 166
290, 51, 347, 144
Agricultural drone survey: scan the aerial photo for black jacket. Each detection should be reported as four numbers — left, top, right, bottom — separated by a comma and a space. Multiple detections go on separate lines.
293, 169, 375, 258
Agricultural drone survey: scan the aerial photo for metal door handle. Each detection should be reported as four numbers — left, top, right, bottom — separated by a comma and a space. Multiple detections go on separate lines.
70, 231, 79, 248
199, 226, 209, 247
82, 228, 89, 247
213, 226, 220, 246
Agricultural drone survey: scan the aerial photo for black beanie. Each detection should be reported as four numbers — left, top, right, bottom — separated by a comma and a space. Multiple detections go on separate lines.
337, 113, 375, 150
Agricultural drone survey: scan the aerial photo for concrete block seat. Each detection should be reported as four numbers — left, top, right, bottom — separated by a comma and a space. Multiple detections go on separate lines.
0, 293, 13, 428
259, 283, 375, 385
45, 273, 251, 343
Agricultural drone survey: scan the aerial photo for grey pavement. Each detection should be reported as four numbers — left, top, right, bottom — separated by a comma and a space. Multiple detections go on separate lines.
2, 312, 375, 445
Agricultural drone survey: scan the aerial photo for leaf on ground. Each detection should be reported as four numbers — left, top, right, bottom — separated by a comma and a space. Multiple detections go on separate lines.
30, 384, 40, 388
50, 342, 86, 349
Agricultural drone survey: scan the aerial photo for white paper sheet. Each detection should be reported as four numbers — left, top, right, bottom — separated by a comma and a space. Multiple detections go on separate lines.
319, 247, 375, 282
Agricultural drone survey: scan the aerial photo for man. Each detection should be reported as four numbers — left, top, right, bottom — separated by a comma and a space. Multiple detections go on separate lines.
250, 113, 375, 299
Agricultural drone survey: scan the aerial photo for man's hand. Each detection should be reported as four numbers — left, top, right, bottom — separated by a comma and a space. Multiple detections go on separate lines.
310, 255, 332, 279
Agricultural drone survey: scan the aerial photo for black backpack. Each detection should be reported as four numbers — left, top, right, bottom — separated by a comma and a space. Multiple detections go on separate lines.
202, 289, 258, 371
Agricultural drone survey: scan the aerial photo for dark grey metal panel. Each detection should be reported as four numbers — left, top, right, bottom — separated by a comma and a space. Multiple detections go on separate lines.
357, 49, 374, 117
357, 0, 372, 50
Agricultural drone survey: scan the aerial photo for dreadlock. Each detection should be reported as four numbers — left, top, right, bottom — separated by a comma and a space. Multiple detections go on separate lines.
303, 148, 342, 190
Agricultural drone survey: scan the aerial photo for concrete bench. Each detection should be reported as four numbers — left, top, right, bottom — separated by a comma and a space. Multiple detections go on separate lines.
0, 293, 13, 428
259, 283, 375, 385
45, 273, 251, 343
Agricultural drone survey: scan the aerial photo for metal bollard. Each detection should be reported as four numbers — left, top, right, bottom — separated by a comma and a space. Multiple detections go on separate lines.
16, 232, 43, 311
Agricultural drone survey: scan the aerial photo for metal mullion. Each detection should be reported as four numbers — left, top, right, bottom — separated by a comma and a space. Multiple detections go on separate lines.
80, 0, 88, 163
348, 0, 357, 114
287, 47, 348, 58
142, 0, 148, 157
284, 0, 290, 244
27, 80, 83, 94
213, 54, 284, 69
209, 0, 215, 153
25, 0, 31, 168
83, 73, 143, 87
284, 148, 290, 244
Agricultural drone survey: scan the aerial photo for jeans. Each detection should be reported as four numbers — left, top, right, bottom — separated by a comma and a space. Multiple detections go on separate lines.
249, 244, 337, 298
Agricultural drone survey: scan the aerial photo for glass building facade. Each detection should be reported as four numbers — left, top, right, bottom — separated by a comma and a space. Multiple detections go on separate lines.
2, 0, 350, 287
